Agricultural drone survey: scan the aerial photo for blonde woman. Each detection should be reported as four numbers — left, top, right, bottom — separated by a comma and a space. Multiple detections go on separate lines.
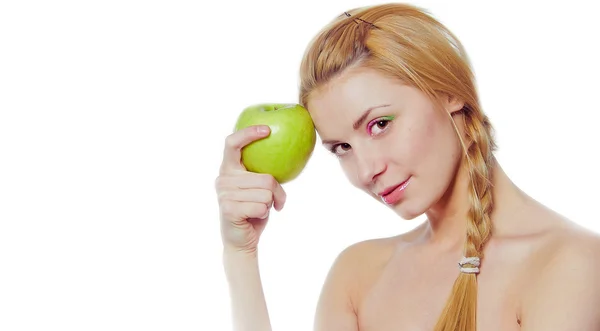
215, 3, 600, 330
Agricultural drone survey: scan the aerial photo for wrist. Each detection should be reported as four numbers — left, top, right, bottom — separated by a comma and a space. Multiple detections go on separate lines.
222, 245, 262, 287
222, 244, 258, 258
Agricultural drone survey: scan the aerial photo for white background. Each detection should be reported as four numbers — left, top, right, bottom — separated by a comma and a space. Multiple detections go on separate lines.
1, 1, 599, 330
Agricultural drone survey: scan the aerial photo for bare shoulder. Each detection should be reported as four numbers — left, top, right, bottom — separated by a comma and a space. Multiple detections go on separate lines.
335, 235, 399, 270
330, 234, 400, 293
328, 227, 425, 301
533, 216, 600, 268
313, 234, 404, 331
336, 223, 425, 268
520, 215, 600, 330
544, 221, 600, 279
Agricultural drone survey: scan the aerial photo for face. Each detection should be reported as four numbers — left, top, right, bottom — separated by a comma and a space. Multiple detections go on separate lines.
306, 66, 466, 220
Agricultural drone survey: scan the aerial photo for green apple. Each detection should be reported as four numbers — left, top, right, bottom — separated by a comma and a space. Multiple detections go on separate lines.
234, 103, 316, 184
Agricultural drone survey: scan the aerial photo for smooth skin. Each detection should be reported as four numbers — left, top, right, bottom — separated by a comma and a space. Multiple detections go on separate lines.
216, 124, 285, 331
216, 66, 600, 331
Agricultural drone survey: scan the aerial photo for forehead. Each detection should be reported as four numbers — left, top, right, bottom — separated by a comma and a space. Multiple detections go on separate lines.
307, 67, 400, 115
306, 67, 409, 134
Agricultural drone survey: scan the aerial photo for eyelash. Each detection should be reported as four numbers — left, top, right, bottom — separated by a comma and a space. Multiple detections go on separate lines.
329, 115, 395, 156
367, 115, 395, 136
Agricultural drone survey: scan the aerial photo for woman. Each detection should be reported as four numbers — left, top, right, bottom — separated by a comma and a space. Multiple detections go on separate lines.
215, 3, 600, 331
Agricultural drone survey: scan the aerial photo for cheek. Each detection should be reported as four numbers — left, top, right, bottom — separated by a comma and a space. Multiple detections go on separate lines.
338, 142, 390, 189
399, 121, 436, 162
403, 113, 460, 171
339, 158, 361, 188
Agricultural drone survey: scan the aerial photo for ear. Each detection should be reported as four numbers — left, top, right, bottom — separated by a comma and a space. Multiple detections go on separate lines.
439, 92, 465, 116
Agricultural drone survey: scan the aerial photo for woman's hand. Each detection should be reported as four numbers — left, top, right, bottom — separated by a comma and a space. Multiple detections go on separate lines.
215, 125, 287, 254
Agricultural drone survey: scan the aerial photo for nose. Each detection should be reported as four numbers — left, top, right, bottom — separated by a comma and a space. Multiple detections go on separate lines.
355, 148, 386, 186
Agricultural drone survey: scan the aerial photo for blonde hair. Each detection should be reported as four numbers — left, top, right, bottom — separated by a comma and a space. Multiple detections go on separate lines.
299, 3, 497, 330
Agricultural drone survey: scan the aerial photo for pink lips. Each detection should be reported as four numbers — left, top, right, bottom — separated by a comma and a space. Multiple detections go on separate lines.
379, 177, 411, 205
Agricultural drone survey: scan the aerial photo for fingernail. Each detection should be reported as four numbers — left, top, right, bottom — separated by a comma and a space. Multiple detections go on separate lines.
257, 125, 270, 135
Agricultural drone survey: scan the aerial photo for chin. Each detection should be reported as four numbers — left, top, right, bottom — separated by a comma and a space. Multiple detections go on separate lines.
395, 208, 422, 220
392, 200, 427, 221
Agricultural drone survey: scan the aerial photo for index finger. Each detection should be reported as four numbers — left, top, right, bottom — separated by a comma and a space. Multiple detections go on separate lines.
220, 125, 270, 173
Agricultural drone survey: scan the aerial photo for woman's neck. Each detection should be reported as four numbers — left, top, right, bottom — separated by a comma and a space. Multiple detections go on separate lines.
421, 159, 529, 251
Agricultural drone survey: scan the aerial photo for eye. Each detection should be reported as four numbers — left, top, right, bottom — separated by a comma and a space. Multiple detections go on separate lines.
330, 143, 351, 156
367, 116, 395, 136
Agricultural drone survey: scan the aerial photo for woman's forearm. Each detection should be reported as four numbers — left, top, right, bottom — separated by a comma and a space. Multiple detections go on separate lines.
223, 248, 273, 331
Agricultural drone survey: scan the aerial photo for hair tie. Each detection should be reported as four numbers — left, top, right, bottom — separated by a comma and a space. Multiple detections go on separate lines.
458, 256, 481, 274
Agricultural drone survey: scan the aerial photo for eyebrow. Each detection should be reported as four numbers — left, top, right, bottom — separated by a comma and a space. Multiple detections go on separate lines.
321, 104, 391, 145
352, 104, 391, 130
